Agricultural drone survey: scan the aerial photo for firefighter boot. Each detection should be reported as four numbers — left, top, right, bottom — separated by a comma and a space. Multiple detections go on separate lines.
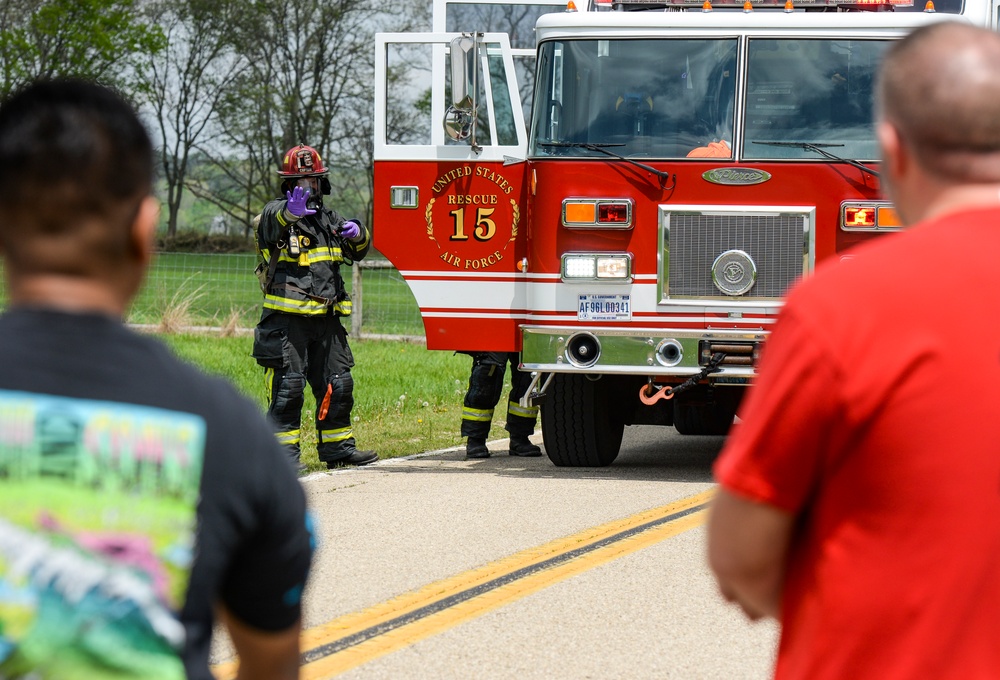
466, 437, 490, 459
326, 449, 378, 468
509, 435, 542, 457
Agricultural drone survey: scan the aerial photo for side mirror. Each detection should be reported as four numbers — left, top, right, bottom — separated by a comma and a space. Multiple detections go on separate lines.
445, 35, 478, 145
444, 95, 475, 141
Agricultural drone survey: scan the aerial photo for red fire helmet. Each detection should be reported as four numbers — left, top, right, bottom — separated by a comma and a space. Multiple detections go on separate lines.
277, 144, 328, 177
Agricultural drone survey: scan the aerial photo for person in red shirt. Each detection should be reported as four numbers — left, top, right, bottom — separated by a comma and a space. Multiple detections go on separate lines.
708, 21, 1000, 680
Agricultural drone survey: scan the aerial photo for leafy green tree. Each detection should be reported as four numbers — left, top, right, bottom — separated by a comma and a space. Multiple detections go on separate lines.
0, 0, 164, 98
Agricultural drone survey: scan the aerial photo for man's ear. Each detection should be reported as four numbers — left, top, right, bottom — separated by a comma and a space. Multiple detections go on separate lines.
130, 195, 160, 265
877, 121, 908, 183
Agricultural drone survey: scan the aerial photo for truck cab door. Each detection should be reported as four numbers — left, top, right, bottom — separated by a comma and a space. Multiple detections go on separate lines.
374, 31, 529, 351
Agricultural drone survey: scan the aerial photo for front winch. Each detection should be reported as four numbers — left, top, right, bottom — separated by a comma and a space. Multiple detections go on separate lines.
639, 351, 727, 405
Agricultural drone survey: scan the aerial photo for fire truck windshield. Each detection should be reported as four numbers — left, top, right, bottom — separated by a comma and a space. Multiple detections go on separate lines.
529, 36, 892, 162
744, 38, 890, 161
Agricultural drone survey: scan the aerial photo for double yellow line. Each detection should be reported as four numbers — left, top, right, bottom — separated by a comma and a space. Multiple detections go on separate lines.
214, 488, 714, 679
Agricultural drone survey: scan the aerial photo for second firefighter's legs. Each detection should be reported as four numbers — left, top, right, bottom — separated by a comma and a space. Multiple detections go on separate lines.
460, 352, 541, 459
505, 354, 542, 457
461, 353, 507, 459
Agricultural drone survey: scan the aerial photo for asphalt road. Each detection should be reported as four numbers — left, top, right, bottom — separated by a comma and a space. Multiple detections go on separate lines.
213, 425, 778, 679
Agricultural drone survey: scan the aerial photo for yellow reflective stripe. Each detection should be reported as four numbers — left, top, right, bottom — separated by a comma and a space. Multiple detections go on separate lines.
276, 429, 300, 445
462, 406, 494, 422
264, 295, 330, 314
508, 402, 538, 419
277, 246, 343, 265
352, 232, 370, 250
320, 426, 354, 443
264, 368, 275, 397
334, 299, 352, 316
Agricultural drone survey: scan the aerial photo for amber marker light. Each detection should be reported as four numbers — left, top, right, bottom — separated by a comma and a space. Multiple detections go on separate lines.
924, 0, 935, 10
876, 206, 902, 227
564, 202, 596, 224
702, 0, 713, 10
784, 0, 794, 10
566, 0, 578, 10
743, 1, 753, 11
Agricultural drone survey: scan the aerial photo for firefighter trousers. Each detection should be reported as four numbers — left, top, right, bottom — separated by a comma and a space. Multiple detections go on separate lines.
253, 311, 359, 464
460, 352, 538, 441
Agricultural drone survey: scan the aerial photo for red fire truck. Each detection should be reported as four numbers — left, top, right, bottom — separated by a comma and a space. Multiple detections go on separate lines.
373, 0, 989, 466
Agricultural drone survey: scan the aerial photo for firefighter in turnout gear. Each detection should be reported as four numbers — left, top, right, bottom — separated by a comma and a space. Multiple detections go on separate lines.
461, 352, 543, 459
252, 144, 377, 471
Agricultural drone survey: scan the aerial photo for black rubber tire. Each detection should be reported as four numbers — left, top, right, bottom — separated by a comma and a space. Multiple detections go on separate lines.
541, 374, 624, 467
673, 395, 738, 436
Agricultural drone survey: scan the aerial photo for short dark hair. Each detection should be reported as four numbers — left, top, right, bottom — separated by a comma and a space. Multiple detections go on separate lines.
0, 78, 154, 274
876, 21, 1000, 181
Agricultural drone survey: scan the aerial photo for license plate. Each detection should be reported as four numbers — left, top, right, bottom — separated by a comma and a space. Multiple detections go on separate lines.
578, 293, 631, 321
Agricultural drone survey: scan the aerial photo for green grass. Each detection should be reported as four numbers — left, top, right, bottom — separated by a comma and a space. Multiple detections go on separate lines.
158, 333, 515, 473
130, 253, 424, 336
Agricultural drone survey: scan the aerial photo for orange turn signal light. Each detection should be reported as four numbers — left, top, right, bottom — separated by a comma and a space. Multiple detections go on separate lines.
564, 202, 596, 224
876, 206, 901, 228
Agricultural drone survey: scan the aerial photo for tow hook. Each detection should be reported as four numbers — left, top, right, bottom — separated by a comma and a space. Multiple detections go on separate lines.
638, 352, 727, 405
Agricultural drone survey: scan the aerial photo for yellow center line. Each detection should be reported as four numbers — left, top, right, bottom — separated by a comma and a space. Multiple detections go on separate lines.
212, 488, 715, 679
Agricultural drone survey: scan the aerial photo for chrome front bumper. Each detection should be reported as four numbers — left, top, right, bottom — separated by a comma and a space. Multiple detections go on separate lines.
519, 325, 766, 381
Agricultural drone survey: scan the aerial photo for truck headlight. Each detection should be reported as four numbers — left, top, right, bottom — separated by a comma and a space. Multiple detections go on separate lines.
561, 253, 632, 282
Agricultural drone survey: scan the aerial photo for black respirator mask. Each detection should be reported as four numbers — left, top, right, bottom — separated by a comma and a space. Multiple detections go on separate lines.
290, 176, 331, 209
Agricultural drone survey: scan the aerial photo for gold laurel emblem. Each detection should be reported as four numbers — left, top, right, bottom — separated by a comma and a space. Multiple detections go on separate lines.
506, 199, 520, 249
425, 198, 438, 248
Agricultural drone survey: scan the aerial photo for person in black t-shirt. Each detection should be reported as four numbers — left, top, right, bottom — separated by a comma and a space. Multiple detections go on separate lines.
0, 80, 313, 680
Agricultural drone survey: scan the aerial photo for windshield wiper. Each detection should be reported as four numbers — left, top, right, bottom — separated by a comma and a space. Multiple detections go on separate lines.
540, 141, 675, 189
751, 141, 879, 178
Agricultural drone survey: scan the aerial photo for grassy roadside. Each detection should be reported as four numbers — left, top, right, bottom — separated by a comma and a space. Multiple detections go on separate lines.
158, 332, 516, 473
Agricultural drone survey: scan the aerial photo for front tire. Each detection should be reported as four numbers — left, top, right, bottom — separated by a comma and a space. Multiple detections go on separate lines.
541, 374, 624, 467
672, 387, 741, 436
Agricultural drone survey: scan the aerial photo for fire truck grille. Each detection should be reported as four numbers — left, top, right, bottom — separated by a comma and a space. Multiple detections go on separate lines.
662, 209, 812, 300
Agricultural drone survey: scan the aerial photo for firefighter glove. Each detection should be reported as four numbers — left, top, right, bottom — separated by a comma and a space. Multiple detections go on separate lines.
340, 220, 361, 239
285, 186, 317, 218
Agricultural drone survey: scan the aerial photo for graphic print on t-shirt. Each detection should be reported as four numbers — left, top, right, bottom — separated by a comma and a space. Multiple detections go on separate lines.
0, 390, 205, 679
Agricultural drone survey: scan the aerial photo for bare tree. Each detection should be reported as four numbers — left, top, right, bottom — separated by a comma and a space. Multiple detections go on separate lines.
190, 0, 428, 235
141, 0, 246, 237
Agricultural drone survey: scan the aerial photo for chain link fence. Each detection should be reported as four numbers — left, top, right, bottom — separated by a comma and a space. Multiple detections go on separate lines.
128, 252, 424, 338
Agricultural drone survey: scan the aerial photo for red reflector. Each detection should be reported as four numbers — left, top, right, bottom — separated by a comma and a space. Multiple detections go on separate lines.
844, 207, 876, 228
598, 203, 629, 223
